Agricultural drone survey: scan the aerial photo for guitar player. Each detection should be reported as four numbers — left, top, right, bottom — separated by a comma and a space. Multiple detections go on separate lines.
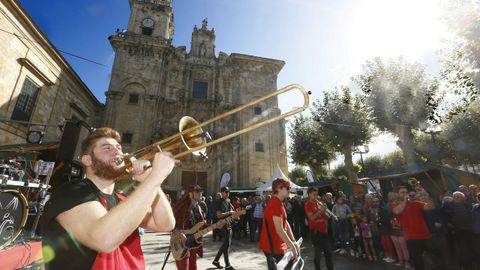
172, 184, 206, 270
212, 186, 237, 270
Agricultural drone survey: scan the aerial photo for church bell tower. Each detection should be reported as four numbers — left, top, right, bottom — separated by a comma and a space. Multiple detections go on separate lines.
126, 0, 174, 40
104, 0, 175, 151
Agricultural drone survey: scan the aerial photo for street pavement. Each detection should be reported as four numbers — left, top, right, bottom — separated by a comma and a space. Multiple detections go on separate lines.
141, 231, 400, 270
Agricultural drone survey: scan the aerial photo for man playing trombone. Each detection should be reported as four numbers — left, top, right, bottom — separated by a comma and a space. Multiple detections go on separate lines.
41, 127, 176, 269
304, 187, 334, 270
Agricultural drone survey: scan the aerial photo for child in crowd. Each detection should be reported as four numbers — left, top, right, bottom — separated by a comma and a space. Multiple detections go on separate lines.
360, 215, 377, 261
351, 217, 364, 258
390, 217, 411, 268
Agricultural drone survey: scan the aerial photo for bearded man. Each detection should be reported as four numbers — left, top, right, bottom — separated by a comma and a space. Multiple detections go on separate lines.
41, 127, 176, 270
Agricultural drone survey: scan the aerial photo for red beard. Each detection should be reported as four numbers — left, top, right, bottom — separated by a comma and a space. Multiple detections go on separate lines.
91, 155, 124, 180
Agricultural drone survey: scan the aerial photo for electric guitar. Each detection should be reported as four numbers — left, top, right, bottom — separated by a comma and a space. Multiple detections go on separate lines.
170, 209, 246, 261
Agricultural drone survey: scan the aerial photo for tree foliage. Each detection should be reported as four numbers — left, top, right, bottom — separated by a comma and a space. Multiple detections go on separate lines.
312, 86, 373, 180
332, 163, 361, 181
412, 131, 457, 165
433, 0, 480, 121
443, 99, 480, 165
288, 115, 335, 176
289, 166, 308, 186
353, 57, 435, 165
361, 151, 405, 176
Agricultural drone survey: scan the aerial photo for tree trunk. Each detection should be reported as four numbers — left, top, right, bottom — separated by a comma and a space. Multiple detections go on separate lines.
342, 144, 358, 181
397, 126, 416, 166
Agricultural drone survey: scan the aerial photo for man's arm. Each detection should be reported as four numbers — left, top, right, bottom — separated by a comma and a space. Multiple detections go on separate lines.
392, 192, 410, 215
285, 220, 296, 243
273, 216, 298, 260
306, 209, 323, 221
417, 188, 435, 210
216, 202, 234, 219
140, 188, 175, 231
57, 152, 175, 253
306, 203, 326, 221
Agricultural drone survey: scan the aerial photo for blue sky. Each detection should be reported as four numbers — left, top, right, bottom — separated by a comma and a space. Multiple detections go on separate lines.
18, 0, 450, 166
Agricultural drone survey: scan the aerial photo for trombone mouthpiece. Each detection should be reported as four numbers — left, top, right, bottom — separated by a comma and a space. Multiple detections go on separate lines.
114, 156, 124, 165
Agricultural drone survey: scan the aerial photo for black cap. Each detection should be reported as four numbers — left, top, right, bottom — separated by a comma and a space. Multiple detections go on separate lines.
188, 184, 204, 192
220, 186, 230, 193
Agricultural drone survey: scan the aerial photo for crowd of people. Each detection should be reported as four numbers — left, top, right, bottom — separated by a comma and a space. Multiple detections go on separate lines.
38, 126, 480, 270
197, 181, 480, 270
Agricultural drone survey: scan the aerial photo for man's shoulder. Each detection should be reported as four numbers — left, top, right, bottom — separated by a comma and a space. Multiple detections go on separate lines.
51, 179, 98, 202
216, 198, 227, 210
266, 197, 284, 211
42, 180, 99, 225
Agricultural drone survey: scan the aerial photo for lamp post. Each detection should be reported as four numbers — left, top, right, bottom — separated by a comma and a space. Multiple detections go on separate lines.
353, 145, 370, 177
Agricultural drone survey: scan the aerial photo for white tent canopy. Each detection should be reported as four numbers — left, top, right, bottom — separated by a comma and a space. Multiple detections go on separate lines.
256, 164, 305, 192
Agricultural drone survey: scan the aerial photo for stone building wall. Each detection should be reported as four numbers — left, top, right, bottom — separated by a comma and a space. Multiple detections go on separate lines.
0, 0, 102, 145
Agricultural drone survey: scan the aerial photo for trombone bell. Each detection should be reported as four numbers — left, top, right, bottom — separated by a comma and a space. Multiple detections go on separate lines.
179, 116, 206, 157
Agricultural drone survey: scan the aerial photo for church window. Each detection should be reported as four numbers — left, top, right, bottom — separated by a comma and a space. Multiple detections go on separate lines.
255, 142, 264, 152
192, 81, 208, 99
254, 106, 262, 115
122, 132, 133, 144
11, 77, 40, 122
129, 93, 139, 104
142, 27, 153, 36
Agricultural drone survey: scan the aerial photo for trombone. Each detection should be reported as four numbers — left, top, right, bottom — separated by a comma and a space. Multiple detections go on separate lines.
408, 177, 421, 189
119, 84, 310, 172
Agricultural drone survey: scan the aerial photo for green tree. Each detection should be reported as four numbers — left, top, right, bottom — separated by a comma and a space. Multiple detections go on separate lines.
412, 131, 456, 165
312, 86, 373, 181
442, 0, 480, 87
289, 166, 308, 186
433, 0, 480, 122
382, 151, 406, 171
362, 155, 385, 176
443, 99, 480, 166
360, 151, 406, 176
288, 115, 335, 176
353, 57, 435, 165
332, 163, 361, 181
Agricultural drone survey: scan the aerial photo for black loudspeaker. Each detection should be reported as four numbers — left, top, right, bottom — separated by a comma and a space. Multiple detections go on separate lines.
56, 120, 91, 162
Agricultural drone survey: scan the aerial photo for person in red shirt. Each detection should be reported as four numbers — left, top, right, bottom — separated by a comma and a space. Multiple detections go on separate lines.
391, 183, 435, 270
259, 178, 299, 270
304, 187, 334, 270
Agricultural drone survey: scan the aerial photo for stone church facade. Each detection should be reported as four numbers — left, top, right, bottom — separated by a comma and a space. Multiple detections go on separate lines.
104, 0, 288, 195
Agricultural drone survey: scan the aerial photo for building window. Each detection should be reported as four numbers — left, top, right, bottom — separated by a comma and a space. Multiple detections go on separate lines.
11, 77, 40, 122
122, 132, 133, 144
142, 27, 153, 36
128, 93, 139, 104
255, 142, 264, 152
192, 81, 208, 99
254, 106, 262, 115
